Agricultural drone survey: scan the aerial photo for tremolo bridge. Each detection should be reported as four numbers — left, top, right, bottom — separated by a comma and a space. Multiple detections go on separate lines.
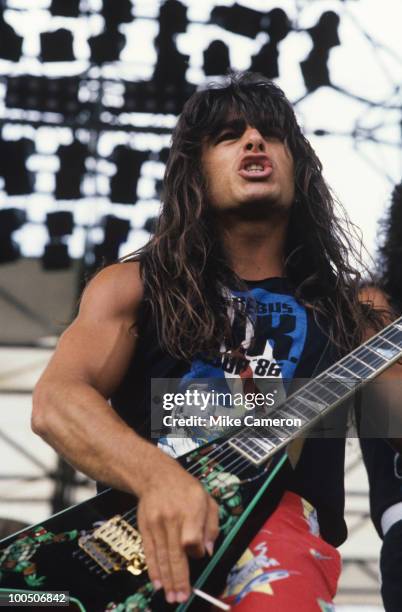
79, 515, 147, 576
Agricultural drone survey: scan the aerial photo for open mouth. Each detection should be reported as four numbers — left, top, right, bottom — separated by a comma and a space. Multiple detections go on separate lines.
238, 158, 273, 179
244, 163, 265, 172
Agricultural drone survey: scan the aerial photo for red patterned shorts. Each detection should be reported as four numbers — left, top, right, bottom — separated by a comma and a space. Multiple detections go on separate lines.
218, 491, 341, 611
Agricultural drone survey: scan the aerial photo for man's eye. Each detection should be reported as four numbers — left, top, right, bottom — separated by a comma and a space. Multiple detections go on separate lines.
216, 131, 238, 142
263, 129, 285, 140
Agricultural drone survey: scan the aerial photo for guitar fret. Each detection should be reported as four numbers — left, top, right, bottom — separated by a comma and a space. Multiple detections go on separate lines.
372, 335, 401, 352
322, 370, 350, 384
258, 417, 289, 439
290, 396, 319, 420
282, 398, 307, 420
351, 354, 375, 372
340, 356, 373, 377
242, 427, 276, 446
276, 406, 306, 424
354, 345, 386, 369
288, 398, 307, 419
254, 437, 276, 451
318, 380, 342, 399
240, 440, 262, 460
247, 437, 274, 453
244, 426, 282, 447
266, 415, 293, 437
307, 380, 342, 403
273, 408, 291, 422
328, 362, 360, 380
228, 317, 402, 466
318, 375, 356, 398
229, 431, 282, 464
270, 424, 292, 438
298, 387, 329, 409
234, 437, 261, 457
274, 409, 307, 431
383, 326, 402, 347
264, 435, 282, 447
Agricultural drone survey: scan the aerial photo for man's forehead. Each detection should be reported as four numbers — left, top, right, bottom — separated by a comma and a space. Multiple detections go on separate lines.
217, 116, 247, 130
211, 107, 278, 132
210, 109, 257, 132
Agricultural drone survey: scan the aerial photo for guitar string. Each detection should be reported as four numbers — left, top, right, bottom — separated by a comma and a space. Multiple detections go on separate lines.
85, 387, 402, 569
91, 323, 402, 538
82, 323, 402, 573
89, 443, 270, 549
87, 322, 402, 565
81, 449, 261, 574
130, 325, 402, 525
120, 447, 255, 526
79, 443, 250, 575
186, 321, 402, 479
124, 320, 402, 512
83, 466, 269, 577
82, 342, 394, 575
81, 324, 402, 574
186, 440, 251, 479
86, 457, 272, 578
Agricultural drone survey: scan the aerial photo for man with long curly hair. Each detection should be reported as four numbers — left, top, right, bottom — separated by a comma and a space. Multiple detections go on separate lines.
31, 72, 398, 609
359, 182, 402, 612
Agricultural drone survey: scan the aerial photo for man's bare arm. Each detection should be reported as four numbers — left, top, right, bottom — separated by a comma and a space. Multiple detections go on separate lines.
31, 262, 218, 603
32, 262, 149, 491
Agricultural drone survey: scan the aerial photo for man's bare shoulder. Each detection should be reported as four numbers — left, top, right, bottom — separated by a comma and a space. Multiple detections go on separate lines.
80, 261, 144, 320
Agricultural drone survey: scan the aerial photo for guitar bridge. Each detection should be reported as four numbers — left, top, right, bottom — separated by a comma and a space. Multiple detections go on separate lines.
79, 515, 147, 576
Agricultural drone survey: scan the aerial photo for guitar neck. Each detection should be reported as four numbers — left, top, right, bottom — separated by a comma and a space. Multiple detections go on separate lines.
229, 315, 402, 465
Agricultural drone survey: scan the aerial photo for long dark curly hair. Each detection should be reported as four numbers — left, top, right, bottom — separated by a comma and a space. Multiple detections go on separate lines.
378, 182, 402, 311
125, 72, 375, 360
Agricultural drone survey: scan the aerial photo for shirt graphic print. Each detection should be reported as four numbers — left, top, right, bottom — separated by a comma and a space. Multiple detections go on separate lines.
158, 284, 307, 458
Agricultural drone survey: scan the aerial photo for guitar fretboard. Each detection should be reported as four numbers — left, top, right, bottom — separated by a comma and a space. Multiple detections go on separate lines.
229, 316, 402, 465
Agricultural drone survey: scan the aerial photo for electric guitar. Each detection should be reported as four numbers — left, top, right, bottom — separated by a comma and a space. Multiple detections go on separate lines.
1, 317, 402, 611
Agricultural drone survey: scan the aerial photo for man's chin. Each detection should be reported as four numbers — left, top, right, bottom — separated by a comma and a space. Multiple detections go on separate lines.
235, 197, 289, 219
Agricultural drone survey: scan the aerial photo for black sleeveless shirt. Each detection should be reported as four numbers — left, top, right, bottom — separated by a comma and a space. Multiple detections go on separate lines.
110, 277, 348, 547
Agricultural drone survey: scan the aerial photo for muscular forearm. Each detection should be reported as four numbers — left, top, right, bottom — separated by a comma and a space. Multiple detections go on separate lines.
32, 379, 166, 496
32, 378, 219, 603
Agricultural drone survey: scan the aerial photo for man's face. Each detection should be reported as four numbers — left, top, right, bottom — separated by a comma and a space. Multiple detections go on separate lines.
201, 119, 295, 216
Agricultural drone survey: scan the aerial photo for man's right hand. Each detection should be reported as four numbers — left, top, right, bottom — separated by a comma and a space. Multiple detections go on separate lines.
30, 263, 219, 604
136, 454, 219, 604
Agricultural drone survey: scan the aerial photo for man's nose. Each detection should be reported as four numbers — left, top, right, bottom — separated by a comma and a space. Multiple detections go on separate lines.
244, 129, 265, 152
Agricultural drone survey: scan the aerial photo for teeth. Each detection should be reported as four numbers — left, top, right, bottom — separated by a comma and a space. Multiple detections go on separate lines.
245, 163, 264, 171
